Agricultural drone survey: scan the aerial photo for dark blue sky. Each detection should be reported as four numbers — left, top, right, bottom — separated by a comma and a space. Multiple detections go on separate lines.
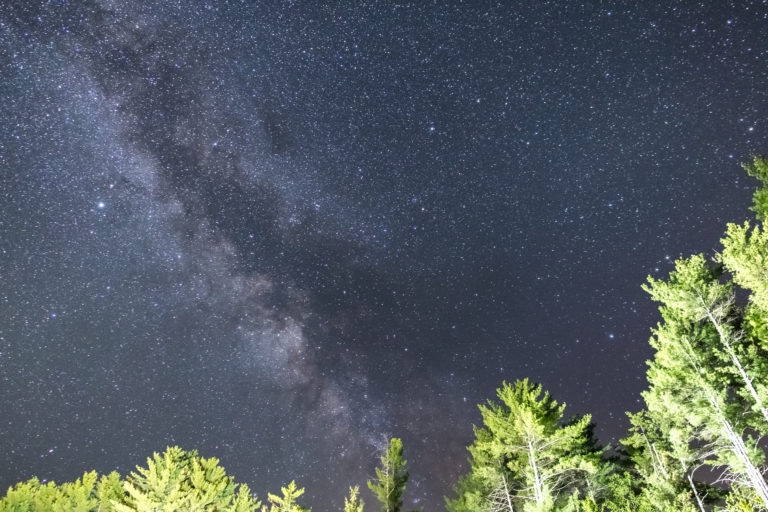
2, 1, 768, 509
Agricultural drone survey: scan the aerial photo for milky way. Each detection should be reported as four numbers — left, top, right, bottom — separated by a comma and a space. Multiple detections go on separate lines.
2, 2, 768, 509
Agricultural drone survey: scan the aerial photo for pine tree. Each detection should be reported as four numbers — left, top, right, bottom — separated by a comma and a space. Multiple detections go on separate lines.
447, 379, 604, 512
598, 470, 658, 512
741, 156, 768, 221
720, 221, 768, 314
344, 486, 364, 512
616, 410, 705, 511
0, 472, 100, 512
719, 219, 768, 430
113, 446, 260, 512
57, 471, 99, 512
644, 254, 768, 425
96, 472, 125, 512
367, 438, 409, 512
263, 481, 309, 512
642, 257, 768, 508
232, 483, 259, 512
0, 478, 50, 512
114, 447, 190, 511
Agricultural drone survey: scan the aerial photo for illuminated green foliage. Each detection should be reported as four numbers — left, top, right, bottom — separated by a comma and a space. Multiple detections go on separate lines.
742, 156, 768, 220
344, 486, 365, 512
447, 379, 604, 512
368, 438, 409, 512
263, 481, 309, 512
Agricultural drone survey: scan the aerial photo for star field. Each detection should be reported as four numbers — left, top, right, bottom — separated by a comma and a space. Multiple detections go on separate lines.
2, 2, 768, 509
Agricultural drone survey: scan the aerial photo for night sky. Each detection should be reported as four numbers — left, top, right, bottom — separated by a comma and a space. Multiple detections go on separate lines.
2, 1, 768, 509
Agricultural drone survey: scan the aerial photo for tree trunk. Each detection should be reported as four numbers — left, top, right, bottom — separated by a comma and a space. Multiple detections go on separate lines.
709, 391, 768, 507
501, 475, 514, 512
527, 437, 544, 510
686, 472, 706, 512
682, 336, 768, 508
703, 298, 768, 424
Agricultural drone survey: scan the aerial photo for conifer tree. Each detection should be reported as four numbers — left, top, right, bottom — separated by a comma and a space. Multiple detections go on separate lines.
344, 486, 365, 512
368, 438, 409, 512
0, 478, 52, 512
263, 481, 309, 512
598, 470, 658, 512
720, 221, 768, 315
644, 254, 768, 425
97, 471, 126, 512
57, 471, 99, 512
232, 483, 259, 512
0, 451, 259, 512
114, 447, 191, 511
642, 257, 768, 509
741, 156, 768, 221
447, 379, 604, 512
0, 479, 34, 512
113, 446, 260, 512
616, 410, 708, 511
0, 472, 100, 512
718, 157, 768, 430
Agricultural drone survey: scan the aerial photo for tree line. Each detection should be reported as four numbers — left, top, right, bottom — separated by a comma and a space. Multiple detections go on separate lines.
5, 157, 768, 511
0, 438, 408, 512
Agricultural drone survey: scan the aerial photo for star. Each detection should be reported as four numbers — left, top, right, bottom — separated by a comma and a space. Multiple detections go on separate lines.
3, 2, 768, 509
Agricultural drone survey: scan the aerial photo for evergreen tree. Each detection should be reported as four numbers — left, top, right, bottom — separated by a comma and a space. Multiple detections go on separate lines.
741, 156, 768, 221
0, 472, 99, 512
598, 470, 657, 512
718, 217, 768, 432
114, 447, 191, 511
0, 478, 52, 512
720, 221, 768, 315
642, 256, 768, 509
720, 221, 768, 372
0, 450, 260, 512
57, 471, 99, 512
616, 410, 707, 511
344, 486, 365, 512
644, 254, 768, 425
113, 446, 260, 512
97, 471, 125, 512
232, 483, 259, 512
447, 379, 604, 512
263, 481, 309, 512
367, 438, 409, 512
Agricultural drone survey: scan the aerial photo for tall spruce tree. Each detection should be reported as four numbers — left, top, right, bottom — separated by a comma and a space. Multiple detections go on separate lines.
447, 379, 604, 512
367, 438, 409, 512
